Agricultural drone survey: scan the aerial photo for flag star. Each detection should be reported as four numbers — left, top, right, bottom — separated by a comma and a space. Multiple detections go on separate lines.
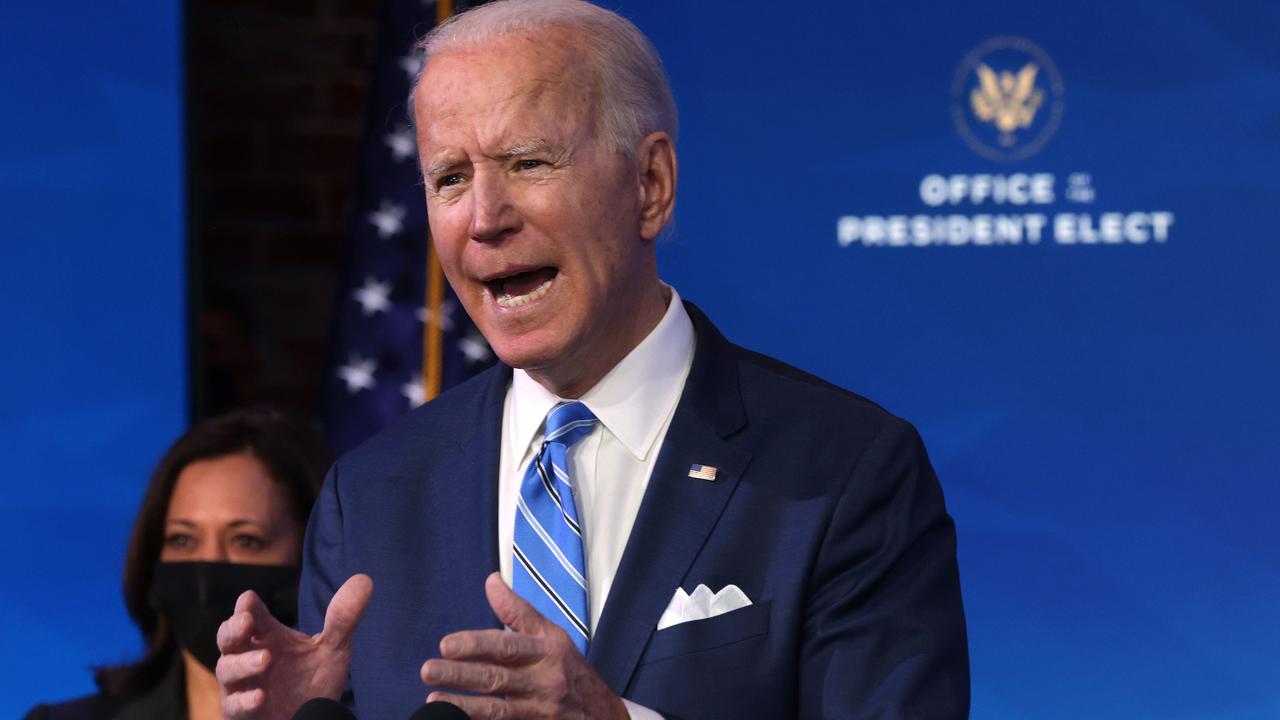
417, 299, 456, 332
336, 355, 378, 394
399, 51, 423, 80
367, 200, 406, 239
352, 277, 393, 316
401, 374, 426, 408
384, 125, 416, 162
458, 330, 492, 364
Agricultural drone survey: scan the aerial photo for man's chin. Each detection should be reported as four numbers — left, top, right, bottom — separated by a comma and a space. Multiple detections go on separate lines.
485, 335, 567, 375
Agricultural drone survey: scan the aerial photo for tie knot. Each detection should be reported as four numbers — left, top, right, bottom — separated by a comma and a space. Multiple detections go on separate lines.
542, 401, 598, 449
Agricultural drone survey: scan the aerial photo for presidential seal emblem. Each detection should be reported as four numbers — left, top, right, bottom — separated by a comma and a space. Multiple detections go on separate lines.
951, 36, 1064, 162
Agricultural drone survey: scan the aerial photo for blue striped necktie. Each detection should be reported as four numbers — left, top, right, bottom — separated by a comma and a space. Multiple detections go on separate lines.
512, 401, 597, 654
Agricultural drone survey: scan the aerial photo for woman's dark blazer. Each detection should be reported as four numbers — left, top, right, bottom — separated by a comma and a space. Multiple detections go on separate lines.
23, 660, 183, 720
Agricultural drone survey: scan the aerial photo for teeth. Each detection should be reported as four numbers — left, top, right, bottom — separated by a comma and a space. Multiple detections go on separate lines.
495, 278, 553, 308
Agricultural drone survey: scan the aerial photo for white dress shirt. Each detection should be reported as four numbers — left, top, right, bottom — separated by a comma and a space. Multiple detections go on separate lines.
497, 286, 694, 719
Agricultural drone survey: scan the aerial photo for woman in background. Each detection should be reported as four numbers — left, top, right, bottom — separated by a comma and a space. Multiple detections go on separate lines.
25, 407, 332, 720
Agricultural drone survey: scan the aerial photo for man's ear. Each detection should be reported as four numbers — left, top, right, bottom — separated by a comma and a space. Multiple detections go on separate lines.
635, 131, 677, 242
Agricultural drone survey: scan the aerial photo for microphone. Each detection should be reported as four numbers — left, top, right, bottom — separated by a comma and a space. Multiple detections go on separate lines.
292, 698, 358, 720
409, 701, 470, 720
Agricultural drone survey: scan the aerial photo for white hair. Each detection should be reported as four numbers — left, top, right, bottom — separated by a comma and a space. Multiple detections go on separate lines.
412, 0, 678, 154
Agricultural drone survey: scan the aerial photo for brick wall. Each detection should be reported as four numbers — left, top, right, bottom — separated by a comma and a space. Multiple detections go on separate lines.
189, 0, 380, 419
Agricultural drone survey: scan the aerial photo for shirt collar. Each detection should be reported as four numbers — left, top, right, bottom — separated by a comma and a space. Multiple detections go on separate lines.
509, 284, 695, 462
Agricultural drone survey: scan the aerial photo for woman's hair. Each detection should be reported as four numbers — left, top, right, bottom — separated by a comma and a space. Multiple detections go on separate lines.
94, 407, 333, 699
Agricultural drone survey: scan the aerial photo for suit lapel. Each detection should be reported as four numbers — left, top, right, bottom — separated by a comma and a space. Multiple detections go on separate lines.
437, 364, 511, 631
589, 303, 752, 693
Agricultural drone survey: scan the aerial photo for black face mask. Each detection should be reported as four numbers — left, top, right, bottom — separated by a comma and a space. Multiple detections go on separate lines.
149, 561, 300, 672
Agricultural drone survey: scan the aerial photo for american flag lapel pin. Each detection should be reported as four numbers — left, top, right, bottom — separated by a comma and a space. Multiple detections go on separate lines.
688, 464, 718, 481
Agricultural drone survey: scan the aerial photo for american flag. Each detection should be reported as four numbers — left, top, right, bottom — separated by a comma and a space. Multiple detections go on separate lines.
687, 464, 718, 481
324, 0, 494, 455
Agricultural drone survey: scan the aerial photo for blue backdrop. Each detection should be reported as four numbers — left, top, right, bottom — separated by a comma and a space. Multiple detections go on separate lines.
0, 1, 185, 715
623, 1, 1280, 718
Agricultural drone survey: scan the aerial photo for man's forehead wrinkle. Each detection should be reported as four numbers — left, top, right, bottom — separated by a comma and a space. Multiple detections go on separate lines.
429, 78, 584, 126
444, 92, 590, 153
414, 37, 601, 178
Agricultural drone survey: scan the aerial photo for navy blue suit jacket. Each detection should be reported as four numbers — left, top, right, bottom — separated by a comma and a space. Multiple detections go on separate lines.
299, 303, 969, 719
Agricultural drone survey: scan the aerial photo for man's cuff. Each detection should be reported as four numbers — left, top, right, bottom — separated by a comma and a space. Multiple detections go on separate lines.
622, 698, 664, 720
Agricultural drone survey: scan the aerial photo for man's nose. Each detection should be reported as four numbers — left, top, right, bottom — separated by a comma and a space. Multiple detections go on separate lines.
467, 171, 520, 241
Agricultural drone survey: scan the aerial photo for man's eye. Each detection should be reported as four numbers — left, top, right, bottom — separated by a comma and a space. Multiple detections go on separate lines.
439, 174, 464, 188
516, 159, 544, 171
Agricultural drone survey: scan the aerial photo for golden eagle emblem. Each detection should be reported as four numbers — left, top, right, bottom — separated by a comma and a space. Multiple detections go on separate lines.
970, 62, 1044, 147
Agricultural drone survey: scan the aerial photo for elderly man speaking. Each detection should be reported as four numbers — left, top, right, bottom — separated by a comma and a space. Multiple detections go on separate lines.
216, 1, 969, 718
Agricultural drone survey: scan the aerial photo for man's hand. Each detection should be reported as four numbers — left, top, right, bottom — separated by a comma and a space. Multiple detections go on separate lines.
217, 574, 373, 720
421, 573, 628, 720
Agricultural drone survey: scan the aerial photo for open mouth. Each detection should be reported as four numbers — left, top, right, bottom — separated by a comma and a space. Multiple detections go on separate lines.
485, 267, 558, 308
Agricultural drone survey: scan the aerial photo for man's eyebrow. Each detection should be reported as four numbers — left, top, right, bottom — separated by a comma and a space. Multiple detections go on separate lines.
424, 158, 465, 179
423, 141, 557, 178
500, 139, 554, 158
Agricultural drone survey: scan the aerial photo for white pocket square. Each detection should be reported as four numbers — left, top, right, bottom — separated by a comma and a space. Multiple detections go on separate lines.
656, 583, 752, 630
